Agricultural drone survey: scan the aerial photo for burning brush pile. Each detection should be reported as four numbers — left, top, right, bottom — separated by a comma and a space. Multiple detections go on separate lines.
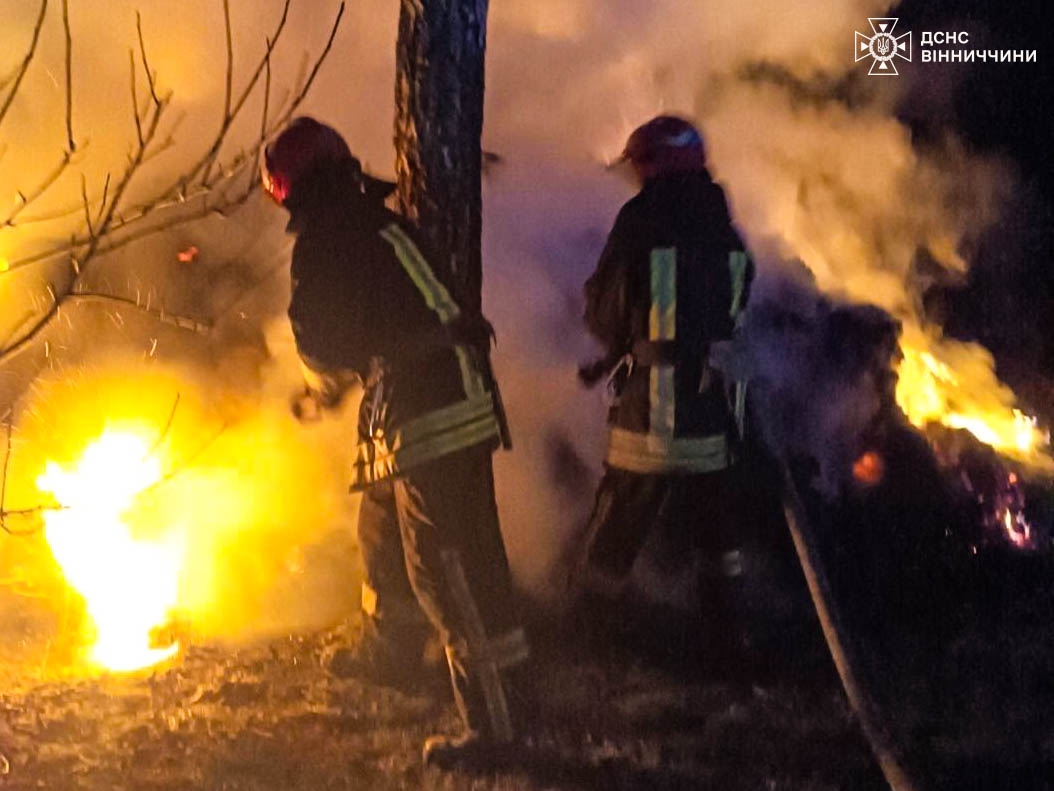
735, 271, 1054, 770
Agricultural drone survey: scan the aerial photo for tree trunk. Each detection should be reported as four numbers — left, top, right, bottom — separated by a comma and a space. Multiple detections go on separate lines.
394, 0, 488, 312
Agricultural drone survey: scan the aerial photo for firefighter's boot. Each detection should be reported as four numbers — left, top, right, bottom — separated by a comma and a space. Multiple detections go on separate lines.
708, 548, 763, 676
423, 629, 531, 770
325, 590, 437, 691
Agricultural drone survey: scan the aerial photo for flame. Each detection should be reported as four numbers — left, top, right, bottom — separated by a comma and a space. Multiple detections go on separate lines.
894, 324, 1052, 470
36, 431, 184, 672
1001, 507, 1031, 549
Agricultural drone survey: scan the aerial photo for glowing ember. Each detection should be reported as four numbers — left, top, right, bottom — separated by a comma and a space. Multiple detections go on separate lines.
852, 450, 885, 486
36, 431, 184, 672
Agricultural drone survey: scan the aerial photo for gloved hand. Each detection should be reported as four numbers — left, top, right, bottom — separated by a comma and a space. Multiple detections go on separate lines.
290, 389, 323, 423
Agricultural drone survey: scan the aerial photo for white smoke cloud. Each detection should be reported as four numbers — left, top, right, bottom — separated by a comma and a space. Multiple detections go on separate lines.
0, 0, 1032, 644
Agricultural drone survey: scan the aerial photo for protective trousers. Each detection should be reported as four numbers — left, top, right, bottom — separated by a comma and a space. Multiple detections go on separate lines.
357, 482, 431, 661
577, 465, 749, 619
359, 445, 528, 741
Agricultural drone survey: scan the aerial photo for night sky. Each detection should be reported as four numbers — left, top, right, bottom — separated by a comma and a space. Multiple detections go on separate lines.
896, 0, 1054, 384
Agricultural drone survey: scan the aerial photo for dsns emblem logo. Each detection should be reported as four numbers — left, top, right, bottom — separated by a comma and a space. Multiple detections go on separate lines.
855, 18, 912, 75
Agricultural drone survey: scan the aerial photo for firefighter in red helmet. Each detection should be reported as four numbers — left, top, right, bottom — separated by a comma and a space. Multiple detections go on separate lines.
263, 117, 529, 768
574, 115, 755, 660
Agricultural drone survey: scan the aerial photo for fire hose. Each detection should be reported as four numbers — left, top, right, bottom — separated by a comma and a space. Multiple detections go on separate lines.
779, 461, 923, 791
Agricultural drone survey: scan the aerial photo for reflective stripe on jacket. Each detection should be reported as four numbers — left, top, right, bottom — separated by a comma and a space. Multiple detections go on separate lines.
583, 171, 753, 474
284, 168, 501, 491
350, 224, 500, 489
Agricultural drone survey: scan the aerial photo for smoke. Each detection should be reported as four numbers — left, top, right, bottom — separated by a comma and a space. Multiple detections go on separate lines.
0, 0, 1039, 656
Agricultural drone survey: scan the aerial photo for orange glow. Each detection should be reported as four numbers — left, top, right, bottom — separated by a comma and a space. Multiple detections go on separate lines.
852, 450, 885, 486
36, 431, 184, 672
894, 325, 1052, 471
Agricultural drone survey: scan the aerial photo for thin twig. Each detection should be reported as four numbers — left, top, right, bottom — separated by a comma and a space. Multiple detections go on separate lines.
95, 172, 111, 228
0, 0, 48, 130
66, 292, 211, 334
184, 0, 290, 193
147, 393, 181, 456
245, 37, 273, 199
0, 0, 343, 366
229, 0, 290, 123
1, 410, 12, 530
0, 273, 67, 365
129, 49, 144, 147
1, 149, 76, 228
80, 174, 94, 238
140, 421, 231, 498
62, 0, 74, 151
222, 0, 234, 122
267, 2, 345, 132
136, 12, 160, 107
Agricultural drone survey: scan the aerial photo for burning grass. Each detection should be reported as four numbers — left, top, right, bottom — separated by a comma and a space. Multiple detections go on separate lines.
1, 361, 359, 680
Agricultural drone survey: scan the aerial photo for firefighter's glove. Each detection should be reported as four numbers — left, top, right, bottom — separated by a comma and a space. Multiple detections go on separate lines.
291, 388, 324, 423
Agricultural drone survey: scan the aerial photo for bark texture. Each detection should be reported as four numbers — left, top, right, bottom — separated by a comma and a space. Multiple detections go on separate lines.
394, 0, 488, 311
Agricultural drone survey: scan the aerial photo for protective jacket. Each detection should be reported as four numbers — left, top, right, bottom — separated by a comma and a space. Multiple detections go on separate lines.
286, 161, 502, 490
584, 169, 752, 474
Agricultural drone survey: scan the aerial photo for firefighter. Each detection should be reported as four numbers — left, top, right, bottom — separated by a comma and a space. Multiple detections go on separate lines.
574, 115, 755, 660
262, 117, 529, 767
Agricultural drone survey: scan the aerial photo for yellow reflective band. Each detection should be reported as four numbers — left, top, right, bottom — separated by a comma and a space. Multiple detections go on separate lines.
729, 250, 749, 318
650, 366, 676, 437
380, 224, 461, 324
389, 412, 499, 471
606, 427, 729, 474
455, 345, 485, 397
391, 393, 496, 447
649, 247, 677, 342
649, 248, 677, 437
380, 224, 486, 400
350, 395, 500, 489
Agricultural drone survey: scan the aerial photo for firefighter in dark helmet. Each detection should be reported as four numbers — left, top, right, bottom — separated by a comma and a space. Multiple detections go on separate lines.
262, 117, 528, 767
574, 115, 755, 657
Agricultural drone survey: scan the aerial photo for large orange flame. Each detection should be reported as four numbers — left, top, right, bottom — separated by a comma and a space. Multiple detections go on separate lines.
894, 324, 1052, 472
36, 431, 184, 672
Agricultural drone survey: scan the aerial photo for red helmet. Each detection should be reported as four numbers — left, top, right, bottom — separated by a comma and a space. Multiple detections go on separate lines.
619, 115, 706, 177
261, 116, 354, 205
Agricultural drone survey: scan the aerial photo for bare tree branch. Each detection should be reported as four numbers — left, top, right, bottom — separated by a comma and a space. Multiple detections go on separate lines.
1, 148, 77, 228
129, 50, 145, 147
0, 0, 48, 131
267, 2, 345, 133
135, 12, 160, 108
80, 174, 94, 238
62, 0, 75, 152
67, 291, 211, 334
147, 392, 181, 457
95, 172, 111, 228
202, 0, 235, 186
0, 1, 344, 371
222, 0, 234, 123
1, 410, 11, 529
0, 412, 49, 535
167, 0, 292, 198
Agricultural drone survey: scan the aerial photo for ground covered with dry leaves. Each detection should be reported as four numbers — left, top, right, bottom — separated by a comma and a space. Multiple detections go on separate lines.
0, 609, 891, 791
